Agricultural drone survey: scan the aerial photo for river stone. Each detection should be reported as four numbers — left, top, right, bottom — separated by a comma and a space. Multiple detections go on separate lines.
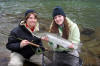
81, 27, 95, 36
95, 27, 100, 40
80, 34, 92, 42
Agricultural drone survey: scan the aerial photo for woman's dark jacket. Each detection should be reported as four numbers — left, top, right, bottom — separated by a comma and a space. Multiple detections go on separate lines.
6, 23, 43, 59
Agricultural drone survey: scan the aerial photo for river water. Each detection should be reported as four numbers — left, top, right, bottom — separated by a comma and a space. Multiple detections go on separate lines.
0, 0, 100, 28
0, 0, 100, 66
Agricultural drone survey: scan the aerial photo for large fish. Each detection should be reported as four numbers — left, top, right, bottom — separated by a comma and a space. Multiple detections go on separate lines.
33, 32, 79, 49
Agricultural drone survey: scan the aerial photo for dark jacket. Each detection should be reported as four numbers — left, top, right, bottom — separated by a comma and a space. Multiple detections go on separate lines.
6, 22, 43, 59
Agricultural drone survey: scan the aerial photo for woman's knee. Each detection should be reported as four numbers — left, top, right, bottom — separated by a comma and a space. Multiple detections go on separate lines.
8, 62, 23, 66
8, 52, 24, 66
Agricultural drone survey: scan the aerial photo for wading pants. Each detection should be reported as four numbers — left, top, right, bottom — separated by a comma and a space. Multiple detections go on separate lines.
8, 52, 51, 66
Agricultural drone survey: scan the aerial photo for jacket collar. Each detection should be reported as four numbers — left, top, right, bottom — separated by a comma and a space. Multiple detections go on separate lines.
20, 21, 39, 32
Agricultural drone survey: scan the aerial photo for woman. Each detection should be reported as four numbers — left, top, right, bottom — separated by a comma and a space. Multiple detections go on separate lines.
42, 6, 80, 66
6, 9, 44, 66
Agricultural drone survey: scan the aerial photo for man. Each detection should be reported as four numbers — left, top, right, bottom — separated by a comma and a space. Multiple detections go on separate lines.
6, 9, 44, 66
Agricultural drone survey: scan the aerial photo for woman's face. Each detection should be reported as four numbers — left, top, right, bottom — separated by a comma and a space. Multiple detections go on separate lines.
54, 15, 64, 25
26, 14, 37, 28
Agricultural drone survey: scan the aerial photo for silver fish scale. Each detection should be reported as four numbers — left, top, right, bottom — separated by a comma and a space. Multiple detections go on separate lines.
33, 32, 72, 48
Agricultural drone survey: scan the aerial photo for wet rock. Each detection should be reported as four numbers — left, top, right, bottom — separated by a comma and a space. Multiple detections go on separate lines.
81, 28, 95, 36
80, 34, 92, 42
0, 46, 10, 66
0, 57, 9, 66
95, 27, 100, 40
80, 52, 100, 66
82, 39, 100, 47
80, 38, 100, 66
80, 27, 95, 42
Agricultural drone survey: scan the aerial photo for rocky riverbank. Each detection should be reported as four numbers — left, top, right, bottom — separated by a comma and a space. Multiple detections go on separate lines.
79, 26, 100, 66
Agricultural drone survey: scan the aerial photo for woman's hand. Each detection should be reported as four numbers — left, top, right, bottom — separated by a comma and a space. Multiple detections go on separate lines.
41, 36, 48, 41
20, 40, 30, 48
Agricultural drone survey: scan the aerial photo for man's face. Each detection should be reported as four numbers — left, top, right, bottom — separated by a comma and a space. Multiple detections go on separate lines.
26, 14, 37, 28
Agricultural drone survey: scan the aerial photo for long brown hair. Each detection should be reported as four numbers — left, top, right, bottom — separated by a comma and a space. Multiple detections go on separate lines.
50, 17, 69, 39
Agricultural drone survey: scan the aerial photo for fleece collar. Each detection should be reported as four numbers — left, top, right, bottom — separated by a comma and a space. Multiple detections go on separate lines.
25, 23, 35, 32
20, 21, 39, 33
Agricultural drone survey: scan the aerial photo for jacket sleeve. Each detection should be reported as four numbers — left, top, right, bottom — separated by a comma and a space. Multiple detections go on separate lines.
66, 17, 80, 50
68, 24, 80, 49
6, 30, 21, 52
37, 39, 45, 51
